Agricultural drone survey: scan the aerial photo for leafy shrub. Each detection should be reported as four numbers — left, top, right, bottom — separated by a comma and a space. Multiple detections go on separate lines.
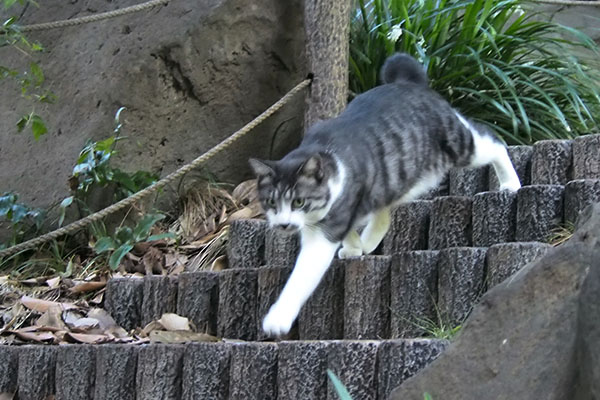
0, 192, 44, 248
61, 107, 159, 222
1, 1, 54, 138
93, 213, 174, 270
350, 0, 600, 144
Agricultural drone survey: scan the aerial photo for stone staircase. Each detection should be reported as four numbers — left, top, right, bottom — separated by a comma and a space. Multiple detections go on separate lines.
1, 134, 599, 400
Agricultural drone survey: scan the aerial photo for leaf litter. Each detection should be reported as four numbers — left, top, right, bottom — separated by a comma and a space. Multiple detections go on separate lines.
0, 179, 262, 345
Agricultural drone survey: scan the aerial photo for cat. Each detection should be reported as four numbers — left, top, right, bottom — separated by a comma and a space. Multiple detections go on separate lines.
250, 53, 521, 336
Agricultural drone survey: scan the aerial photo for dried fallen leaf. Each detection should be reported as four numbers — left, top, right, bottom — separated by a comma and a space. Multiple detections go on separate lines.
165, 253, 188, 269
36, 305, 68, 331
71, 317, 100, 330
140, 321, 163, 337
228, 206, 256, 222
210, 255, 227, 272
46, 276, 61, 289
21, 295, 76, 313
86, 308, 119, 330
11, 330, 55, 343
20, 277, 45, 286
86, 308, 128, 338
62, 309, 86, 328
0, 393, 14, 400
218, 204, 228, 225
69, 281, 106, 294
186, 231, 220, 247
142, 246, 164, 275
157, 313, 191, 331
89, 291, 104, 305
232, 179, 258, 204
148, 330, 219, 344
65, 332, 111, 344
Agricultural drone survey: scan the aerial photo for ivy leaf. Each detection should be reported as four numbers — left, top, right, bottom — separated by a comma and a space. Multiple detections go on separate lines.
0, 66, 18, 80
58, 196, 73, 227
112, 169, 137, 194
133, 214, 165, 242
10, 203, 28, 223
30, 62, 44, 86
109, 243, 134, 270
3, 0, 19, 9
146, 232, 176, 242
31, 114, 47, 140
93, 236, 116, 254
94, 136, 116, 152
16, 114, 29, 132
28, 209, 44, 229
115, 226, 134, 245
0, 193, 16, 215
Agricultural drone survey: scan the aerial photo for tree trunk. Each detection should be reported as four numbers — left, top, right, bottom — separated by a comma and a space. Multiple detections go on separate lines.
304, 0, 352, 128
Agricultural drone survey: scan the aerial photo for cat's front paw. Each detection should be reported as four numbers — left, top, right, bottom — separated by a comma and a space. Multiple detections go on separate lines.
262, 303, 297, 336
499, 180, 521, 192
338, 246, 363, 259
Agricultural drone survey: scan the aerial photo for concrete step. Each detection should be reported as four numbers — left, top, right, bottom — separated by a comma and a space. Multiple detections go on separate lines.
0, 339, 447, 400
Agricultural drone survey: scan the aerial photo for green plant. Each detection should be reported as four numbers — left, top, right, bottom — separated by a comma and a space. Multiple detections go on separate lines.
61, 108, 159, 222
350, 0, 600, 144
391, 283, 462, 340
327, 369, 354, 400
424, 393, 434, 400
0, 192, 44, 248
412, 315, 462, 340
547, 221, 575, 246
93, 213, 174, 270
1, 1, 54, 139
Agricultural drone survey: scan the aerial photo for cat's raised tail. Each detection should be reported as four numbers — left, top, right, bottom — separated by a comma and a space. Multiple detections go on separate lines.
381, 52, 429, 87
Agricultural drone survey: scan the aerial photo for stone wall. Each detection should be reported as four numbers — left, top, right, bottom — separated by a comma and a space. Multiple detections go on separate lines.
0, 0, 306, 210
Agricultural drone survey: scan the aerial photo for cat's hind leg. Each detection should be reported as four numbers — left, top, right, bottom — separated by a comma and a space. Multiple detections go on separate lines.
360, 206, 391, 254
456, 113, 521, 191
471, 132, 521, 191
338, 230, 363, 258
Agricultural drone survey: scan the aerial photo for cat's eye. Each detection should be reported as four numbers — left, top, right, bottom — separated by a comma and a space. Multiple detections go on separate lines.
265, 198, 276, 208
292, 198, 305, 209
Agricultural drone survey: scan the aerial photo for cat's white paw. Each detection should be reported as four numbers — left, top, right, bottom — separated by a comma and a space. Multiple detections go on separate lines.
499, 180, 521, 192
262, 302, 296, 336
338, 246, 363, 259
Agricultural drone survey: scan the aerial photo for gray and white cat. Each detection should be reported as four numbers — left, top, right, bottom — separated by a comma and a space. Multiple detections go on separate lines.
250, 53, 521, 336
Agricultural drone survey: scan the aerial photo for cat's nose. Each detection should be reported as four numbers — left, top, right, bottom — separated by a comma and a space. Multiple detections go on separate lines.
277, 223, 297, 232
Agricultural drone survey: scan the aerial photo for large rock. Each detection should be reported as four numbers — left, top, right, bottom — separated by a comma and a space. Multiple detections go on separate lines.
390, 202, 600, 400
0, 0, 305, 210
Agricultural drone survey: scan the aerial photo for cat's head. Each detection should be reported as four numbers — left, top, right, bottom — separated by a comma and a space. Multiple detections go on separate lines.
249, 152, 337, 232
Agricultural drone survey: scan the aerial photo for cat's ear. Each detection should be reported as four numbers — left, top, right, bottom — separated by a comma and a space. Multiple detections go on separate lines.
299, 154, 324, 182
249, 158, 275, 177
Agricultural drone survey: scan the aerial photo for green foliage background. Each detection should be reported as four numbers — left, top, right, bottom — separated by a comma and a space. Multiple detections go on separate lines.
350, 0, 600, 144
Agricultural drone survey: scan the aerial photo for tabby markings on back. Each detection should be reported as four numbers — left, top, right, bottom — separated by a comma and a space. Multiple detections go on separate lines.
250, 53, 521, 336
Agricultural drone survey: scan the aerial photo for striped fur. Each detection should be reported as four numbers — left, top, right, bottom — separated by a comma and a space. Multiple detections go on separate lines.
251, 53, 521, 336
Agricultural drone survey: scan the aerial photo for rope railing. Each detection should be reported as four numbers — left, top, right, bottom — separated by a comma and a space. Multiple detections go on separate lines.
15, 0, 169, 32
0, 78, 312, 259
1, 0, 598, 34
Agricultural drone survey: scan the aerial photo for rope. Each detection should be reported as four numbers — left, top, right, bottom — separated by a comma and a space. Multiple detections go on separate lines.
531, 0, 600, 5
0, 78, 312, 259
15, 0, 169, 32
